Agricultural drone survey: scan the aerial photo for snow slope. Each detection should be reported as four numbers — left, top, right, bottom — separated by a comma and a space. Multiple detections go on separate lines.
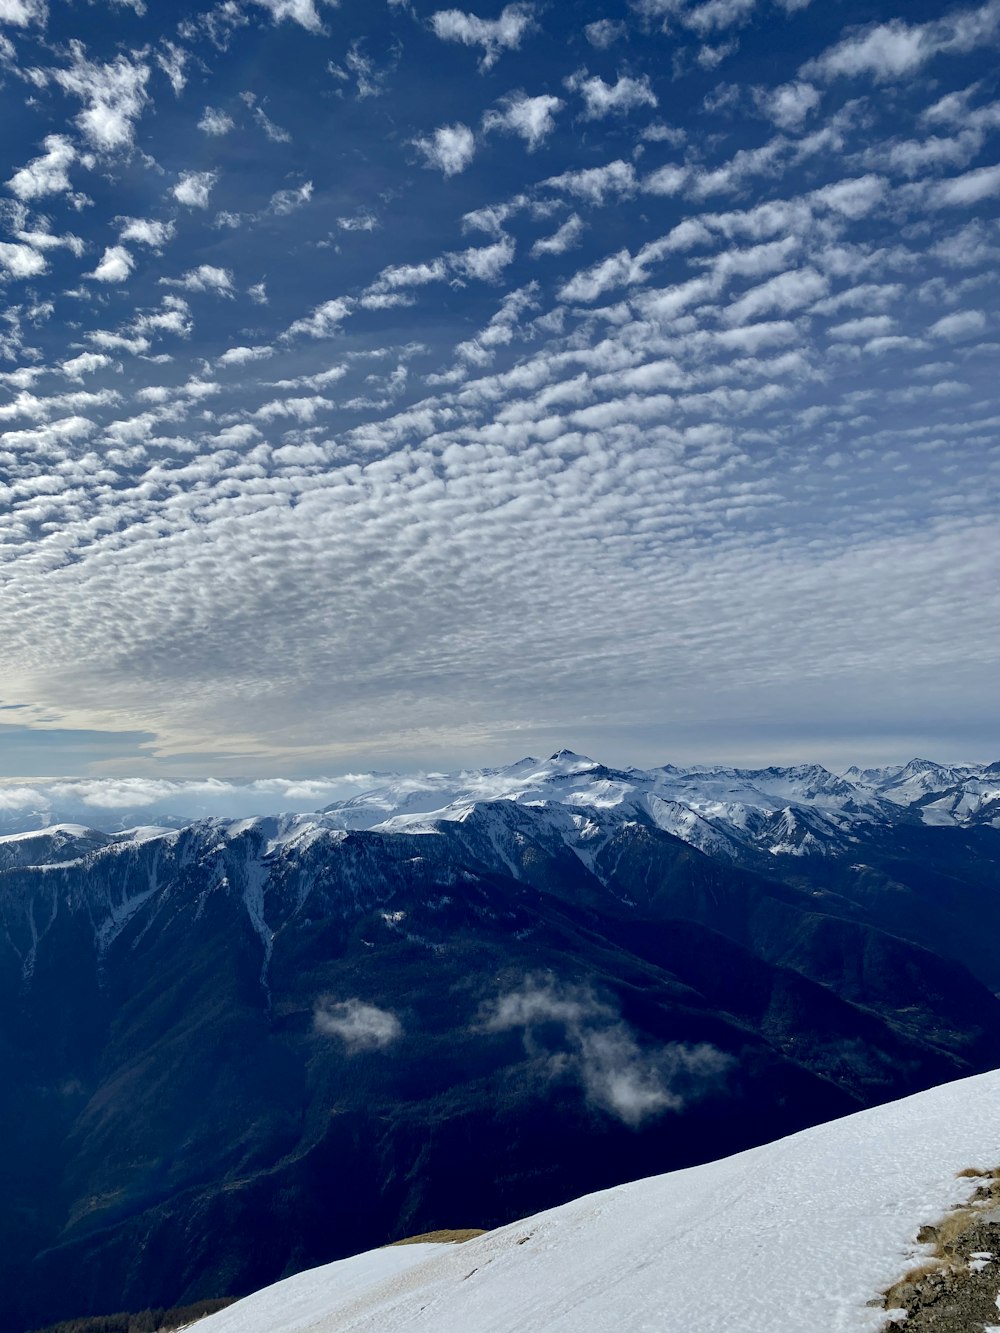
195, 1068, 1000, 1333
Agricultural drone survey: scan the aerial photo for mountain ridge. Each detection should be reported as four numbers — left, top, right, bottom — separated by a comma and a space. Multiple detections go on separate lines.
1, 752, 998, 846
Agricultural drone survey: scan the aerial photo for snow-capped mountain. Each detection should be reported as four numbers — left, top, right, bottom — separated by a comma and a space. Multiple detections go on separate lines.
310, 749, 1000, 860
846, 757, 1000, 828
3, 748, 998, 999
1, 753, 996, 853
195, 1066, 1000, 1333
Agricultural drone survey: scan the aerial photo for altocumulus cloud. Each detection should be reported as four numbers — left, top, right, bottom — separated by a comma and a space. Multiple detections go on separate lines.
0, 0, 997, 778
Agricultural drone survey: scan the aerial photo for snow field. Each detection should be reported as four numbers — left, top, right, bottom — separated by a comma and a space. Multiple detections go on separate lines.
195, 1068, 1000, 1333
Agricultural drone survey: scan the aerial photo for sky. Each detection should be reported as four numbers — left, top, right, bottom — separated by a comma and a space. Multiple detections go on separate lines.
0, 0, 998, 778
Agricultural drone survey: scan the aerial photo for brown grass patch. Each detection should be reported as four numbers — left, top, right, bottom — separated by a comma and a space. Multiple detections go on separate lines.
388, 1229, 486, 1246
879, 1165, 1000, 1325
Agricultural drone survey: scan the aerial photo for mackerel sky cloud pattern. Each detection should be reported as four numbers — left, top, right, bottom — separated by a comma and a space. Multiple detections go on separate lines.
0, 0, 997, 774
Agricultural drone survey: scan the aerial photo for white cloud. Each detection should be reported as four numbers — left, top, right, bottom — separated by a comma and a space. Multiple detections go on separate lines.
337, 210, 379, 231
827, 315, 895, 341
87, 245, 134, 283
335, 39, 390, 98
429, 4, 535, 70
929, 162, 1000, 206
314, 998, 402, 1050
60, 351, 114, 378
558, 246, 657, 302
928, 309, 986, 339
932, 220, 1000, 268
483, 978, 730, 1126
0, 0, 46, 26
118, 217, 175, 248
1, 242, 50, 280
198, 107, 234, 136
7, 135, 75, 200
919, 84, 993, 128
461, 197, 526, 237
688, 0, 756, 33
253, 104, 292, 142
0, 776, 382, 826
643, 121, 687, 145
285, 296, 353, 338
218, 344, 274, 365
723, 266, 829, 325
269, 181, 313, 214
804, 2, 1000, 84
366, 259, 448, 296
173, 170, 217, 208
130, 294, 192, 340
358, 291, 416, 310
810, 174, 887, 219
449, 237, 516, 282
250, 0, 337, 31
864, 130, 986, 179
53, 44, 150, 151
805, 22, 930, 82
543, 159, 637, 204
86, 329, 149, 354
585, 18, 626, 48
714, 319, 799, 352
483, 92, 563, 150
642, 163, 689, 196
156, 41, 187, 95
756, 80, 821, 130
566, 70, 658, 119
696, 37, 740, 69
633, 0, 757, 35
531, 213, 584, 257
446, 282, 539, 366
254, 395, 332, 421
161, 265, 233, 294
413, 122, 476, 176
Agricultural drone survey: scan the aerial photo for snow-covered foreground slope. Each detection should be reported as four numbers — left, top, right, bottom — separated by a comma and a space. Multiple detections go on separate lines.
195, 1068, 1000, 1333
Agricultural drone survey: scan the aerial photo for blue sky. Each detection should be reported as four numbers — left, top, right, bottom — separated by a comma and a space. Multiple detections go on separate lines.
0, 0, 998, 777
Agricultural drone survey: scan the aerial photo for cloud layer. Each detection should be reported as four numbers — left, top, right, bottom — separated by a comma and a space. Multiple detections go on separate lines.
0, 0, 997, 774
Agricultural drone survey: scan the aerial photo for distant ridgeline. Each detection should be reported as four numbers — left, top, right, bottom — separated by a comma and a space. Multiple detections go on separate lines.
1, 753, 998, 1331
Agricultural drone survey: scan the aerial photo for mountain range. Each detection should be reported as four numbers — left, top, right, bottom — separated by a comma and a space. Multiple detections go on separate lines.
2, 752, 998, 1329
2, 751, 998, 843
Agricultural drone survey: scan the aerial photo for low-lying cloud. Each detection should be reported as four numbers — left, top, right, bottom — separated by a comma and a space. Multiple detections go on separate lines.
314, 997, 403, 1051
483, 976, 732, 1127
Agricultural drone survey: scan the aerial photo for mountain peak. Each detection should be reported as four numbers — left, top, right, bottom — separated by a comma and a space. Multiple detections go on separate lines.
547, 749, 596, 765
900, 757, 947, 775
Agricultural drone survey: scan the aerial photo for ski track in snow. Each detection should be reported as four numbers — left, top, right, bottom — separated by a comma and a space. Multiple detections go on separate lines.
194, 1068, 1000, 1333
